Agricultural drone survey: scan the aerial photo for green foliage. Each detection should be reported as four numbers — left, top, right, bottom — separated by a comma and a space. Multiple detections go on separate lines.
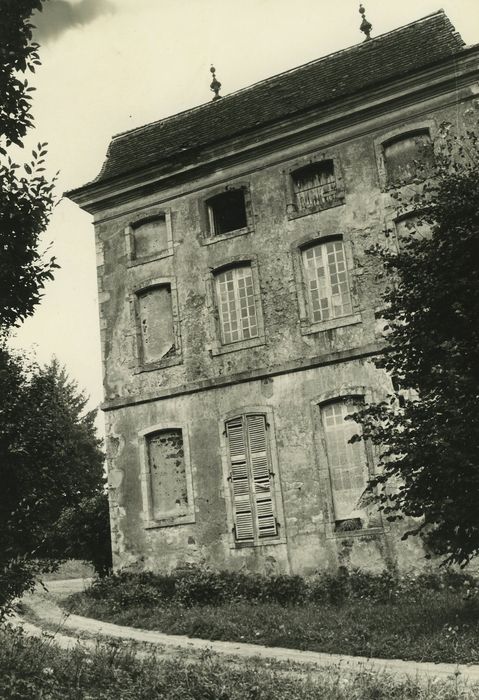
0, 0, 57, 331
3, 626, 476, 700
64, 566, 479, 665
0, 356, 107, 614
351, 121, 479, 567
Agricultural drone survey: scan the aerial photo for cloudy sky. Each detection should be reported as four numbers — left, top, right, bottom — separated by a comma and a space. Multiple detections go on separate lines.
11, 0, 479, 431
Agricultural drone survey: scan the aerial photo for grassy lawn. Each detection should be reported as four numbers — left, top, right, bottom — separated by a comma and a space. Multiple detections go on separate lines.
62, 568, 479, 665
1, 626, 479, 700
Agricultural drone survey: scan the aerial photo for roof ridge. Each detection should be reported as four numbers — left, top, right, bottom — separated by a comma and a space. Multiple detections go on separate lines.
109, 9, 455, 143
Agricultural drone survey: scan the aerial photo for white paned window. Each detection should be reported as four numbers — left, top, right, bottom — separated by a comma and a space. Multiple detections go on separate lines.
302, 240, 352, 323
292, 160, 337, 210
215, 266, 258, 345
226, 414, 278, 543
321, 401, 368, 522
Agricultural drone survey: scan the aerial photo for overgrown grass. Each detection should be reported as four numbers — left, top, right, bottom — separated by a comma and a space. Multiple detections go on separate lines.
63, 567, 479, 664
1, 625, 478, 699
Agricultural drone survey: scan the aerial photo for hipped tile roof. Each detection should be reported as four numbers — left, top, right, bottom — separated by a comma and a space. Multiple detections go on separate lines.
90, 11, 465, 186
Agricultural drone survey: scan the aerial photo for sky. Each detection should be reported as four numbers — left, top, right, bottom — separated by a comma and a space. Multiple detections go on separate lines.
10, 0, 479, 433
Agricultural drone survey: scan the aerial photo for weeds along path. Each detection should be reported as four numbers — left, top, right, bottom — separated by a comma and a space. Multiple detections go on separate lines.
15, 579, 479, 683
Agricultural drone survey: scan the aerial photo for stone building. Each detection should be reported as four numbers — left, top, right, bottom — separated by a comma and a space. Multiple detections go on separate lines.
67, 11, 479, 575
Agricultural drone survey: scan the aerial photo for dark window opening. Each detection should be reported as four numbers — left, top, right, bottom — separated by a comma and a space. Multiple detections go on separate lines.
335, 517, 363, 533
207, 189, 247, 235
292, 160, 337, 210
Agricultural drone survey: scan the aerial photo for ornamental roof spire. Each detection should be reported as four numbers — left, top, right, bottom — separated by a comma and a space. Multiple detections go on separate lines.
210, 65, 222, 101
359, 4, 372, 41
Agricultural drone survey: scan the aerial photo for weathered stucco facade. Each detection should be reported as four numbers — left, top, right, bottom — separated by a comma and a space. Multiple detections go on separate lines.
68, 12, 479, 576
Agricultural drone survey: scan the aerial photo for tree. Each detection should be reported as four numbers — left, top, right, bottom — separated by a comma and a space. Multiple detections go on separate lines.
0, 3, 111, 616
0, 0, 57, 331
0, 358, 111, 608
354, 122, 479, 567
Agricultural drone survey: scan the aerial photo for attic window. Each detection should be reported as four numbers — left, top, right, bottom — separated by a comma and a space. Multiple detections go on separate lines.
383, 130, 434, 187
207, 189, 247, 236
292, 160, 337, 212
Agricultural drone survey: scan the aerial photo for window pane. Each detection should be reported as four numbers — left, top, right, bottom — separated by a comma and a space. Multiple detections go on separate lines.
302, 241, 352, 323
322, 401, 368, 520
216, 266, 258, 344
147, 429, 188, 519
138, 286, 175, 363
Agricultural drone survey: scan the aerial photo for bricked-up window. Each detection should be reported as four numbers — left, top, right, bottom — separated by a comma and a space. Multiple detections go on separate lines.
292, 160, 336, 211
302, 240, 352, 323
137, 285, 174, 364
215, 266, 258, 344
133, 216, 168, 259
384, 130, 434, 187
207, 189, 247, 235
321, 400, 368, 528
226, 414, 278, 543
147, 429, 188, 520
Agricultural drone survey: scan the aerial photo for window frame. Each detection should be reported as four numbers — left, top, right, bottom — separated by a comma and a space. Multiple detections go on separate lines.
205, 258, 266, 356
219, 406, 286, 549
292, 234, 362, 335
125, 208, 173, 266
375, 120, 436, 191
200, 183, 254, 245
138, 423, 196, 529
311, 387, 384, 539
130, 276, 182, 373
284, 153, 345, 220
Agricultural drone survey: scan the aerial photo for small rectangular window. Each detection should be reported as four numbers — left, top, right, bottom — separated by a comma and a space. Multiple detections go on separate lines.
321, 400, 368, 527
302, 240, 352, 323
147, 429, 188, 520
292, 161, 337, 211
226, 414, 278, 543
384, 131, 434, 187
207, 189, 247, 236
137, 285, 175, 364
215, 266, 258, 344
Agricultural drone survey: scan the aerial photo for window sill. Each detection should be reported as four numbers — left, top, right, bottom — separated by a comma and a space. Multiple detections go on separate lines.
286, 197, 345, 221
144, 513, 196, 529
230, 536, 287, 550
211, 335, 265, 356
134, 354, 182, 374
301, 312, 362, 335
127, 249, 173, 268
201, 226, 253, 246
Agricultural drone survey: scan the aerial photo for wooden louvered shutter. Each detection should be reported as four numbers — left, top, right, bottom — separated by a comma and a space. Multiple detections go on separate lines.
226, 418, 254, 541
246, 415, 277, 539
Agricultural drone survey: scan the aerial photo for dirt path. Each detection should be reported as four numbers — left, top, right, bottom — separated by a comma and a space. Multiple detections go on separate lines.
15, 578, 479, 683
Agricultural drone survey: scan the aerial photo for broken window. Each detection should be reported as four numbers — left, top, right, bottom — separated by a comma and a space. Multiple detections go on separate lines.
292, 160, 337, 211
321, 400, 369, 530
207, 189, 247, 236
133, 216, 168, 259
302, 239, 352, 323
215, 265, 258, 344
147, 429, 188, 519
225, 414, 278, 543
137, 285, 175, 364
383, 131, 434, 187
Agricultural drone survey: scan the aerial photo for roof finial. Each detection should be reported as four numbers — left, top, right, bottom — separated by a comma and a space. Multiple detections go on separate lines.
210, 65, 222, 101
359, 4, 372, 41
